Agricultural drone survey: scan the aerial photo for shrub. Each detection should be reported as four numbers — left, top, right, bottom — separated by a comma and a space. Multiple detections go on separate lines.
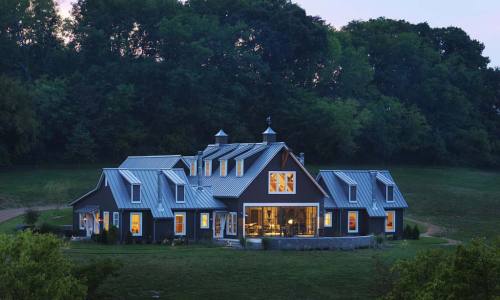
107, 226, 119, 244
412, 225, 420, 240
73, 258, 122, 300
375, 234, 386, 247
261, 238, 271, 250
239, 236, 247, 248
24, 208, 40, 225
403, 224, 412, 239
37, 222, 61, 235
125, 231, 133, 244
0, 231, 86, 299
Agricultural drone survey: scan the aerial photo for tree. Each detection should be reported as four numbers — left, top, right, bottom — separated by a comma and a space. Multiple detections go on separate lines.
24, 209, 40, 226
0, 231, 86, 300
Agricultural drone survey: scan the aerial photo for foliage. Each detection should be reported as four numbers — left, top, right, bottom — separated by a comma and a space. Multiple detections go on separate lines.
412, 225, 420, 240
73, 258, 122, 300
261, 237, 271, 250
383, 238, 500, 300
23, 209, 40, 225
403, 224, 420, 240
37, 222, 61, 235
107, 225, 119, 244
0, 0, 499, 167
0, 231, 86, 300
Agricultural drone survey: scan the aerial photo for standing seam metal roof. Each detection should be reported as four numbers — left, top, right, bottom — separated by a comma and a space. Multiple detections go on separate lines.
119, 155, 185, 169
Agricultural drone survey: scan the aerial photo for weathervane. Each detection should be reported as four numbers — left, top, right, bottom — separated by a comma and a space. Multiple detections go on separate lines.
266, 116, 271, 127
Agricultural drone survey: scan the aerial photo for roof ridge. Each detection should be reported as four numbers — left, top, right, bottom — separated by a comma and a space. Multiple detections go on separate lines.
126, 155, 181, 158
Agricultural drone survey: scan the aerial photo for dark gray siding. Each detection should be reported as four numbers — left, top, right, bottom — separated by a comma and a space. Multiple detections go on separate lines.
122, 210, 154, 242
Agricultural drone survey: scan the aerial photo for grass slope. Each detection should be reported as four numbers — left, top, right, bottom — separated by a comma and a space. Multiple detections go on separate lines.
66, 238, 449, 300
0, 208, 72, 234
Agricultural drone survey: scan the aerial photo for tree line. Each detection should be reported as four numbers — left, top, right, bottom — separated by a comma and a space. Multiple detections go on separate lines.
1, 0, 499, 166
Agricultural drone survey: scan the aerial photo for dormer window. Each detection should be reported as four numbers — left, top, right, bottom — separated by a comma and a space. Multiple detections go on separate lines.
204, 160, 212, 176
175, 184, 185, 203
376, 172, 395, 203
386, 185, 394, 202
190, 160, 197, 176
220, 160, 227, 177
131, 184, 141, 203
236, 159, 244, 177
349, 185, 357, 202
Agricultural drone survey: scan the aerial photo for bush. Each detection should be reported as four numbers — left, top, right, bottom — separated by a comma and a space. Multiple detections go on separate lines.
37, 222, 61, 235
375, 234, 386, 247
107, 226, 119, 244
403, 224, 412, 239
412, 225, 420, 240
24, 209, 40, 225
261, 238, 271, 250
239, 236, 247, 248
0, 231, 86, 299
73, 258, 122, 300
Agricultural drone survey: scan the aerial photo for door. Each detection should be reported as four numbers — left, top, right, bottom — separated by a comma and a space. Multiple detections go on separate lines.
84, 213, 94, 237
213, 212, 227, 239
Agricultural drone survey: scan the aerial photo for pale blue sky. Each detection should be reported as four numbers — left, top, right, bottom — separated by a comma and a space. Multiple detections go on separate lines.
56, 0, 499, 67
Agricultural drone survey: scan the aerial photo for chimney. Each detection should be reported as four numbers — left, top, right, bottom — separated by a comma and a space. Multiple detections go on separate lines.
197, 151, 203, 190
262, 116, 276, 143
370, 171, 377, 209
299, 152, 305, 166
214, 129, 228, 144
157, 170, 164, 212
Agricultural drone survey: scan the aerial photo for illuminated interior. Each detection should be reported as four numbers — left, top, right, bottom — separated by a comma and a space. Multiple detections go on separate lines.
269, 172, 295, 193
175, 213, 185, 234
348, 211, 358, 232
236, 160, 243, 176
324, 212, 332, 227
190, 161, 196, 176
130, 213, 141, 235
245, 206, 317, 237
200, 213, 209, 228
386, 211, 395, 232
220, 160, 227, 176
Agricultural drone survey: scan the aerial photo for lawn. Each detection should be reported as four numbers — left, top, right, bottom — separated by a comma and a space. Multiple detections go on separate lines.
0, 208, 72, 234
65, 237, 450, 300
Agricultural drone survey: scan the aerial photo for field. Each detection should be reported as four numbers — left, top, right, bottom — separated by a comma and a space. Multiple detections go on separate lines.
0, 208, 72, 234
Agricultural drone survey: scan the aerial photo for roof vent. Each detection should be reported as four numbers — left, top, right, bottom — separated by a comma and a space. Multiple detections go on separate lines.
262, 116, 276, 143
214, 129, 228, 144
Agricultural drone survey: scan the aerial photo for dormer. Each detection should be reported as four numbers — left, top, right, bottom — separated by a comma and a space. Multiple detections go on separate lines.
233, 144, 267, 177
236, 159, 244, 177
376, 172, 395, 202
190, 159, 197, 176
163, 170, 185, 203
220, 159, 228, 177
119, 169, 141, 203
334, 171, 357, 203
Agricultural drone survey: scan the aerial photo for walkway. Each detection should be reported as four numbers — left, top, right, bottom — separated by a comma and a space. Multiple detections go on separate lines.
405, 216, 461, 245
0, 205, 63, 223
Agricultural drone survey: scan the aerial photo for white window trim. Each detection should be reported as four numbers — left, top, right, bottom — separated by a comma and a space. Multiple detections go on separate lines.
130, 212, 142, 236
348, 184, 357, 203
347, 211, 359, 233
175, 184, 185, 203
236, 159, 244, 177
226, 212, 237, 235
200, 213, 210, 229
220, 160, 227, 177
131, 184, 141, 203
103, 211, 109, 231
174, 212, 186, 236
79, 213, 85, 230
385, 210, 396, 233
324, 211, 333, 227
204, 160, 212, 176
113, 212, 119, 228
268, 171, 297, 194
105, 177, 108, 187
190, 161, 197, 176
386, 185, 395, 203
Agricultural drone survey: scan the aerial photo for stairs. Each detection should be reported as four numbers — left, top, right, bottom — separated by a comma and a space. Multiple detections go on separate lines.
214, 238, 243, 249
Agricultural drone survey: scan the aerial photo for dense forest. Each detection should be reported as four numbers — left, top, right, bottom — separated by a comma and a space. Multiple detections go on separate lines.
0, 0, 499, 166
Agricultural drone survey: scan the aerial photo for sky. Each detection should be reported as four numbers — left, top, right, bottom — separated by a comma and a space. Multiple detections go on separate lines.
56, 0, 500, 67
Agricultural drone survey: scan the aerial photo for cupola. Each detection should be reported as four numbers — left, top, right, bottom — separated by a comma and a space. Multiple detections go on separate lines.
262, 116, 276, 143
214, 129, 228, 144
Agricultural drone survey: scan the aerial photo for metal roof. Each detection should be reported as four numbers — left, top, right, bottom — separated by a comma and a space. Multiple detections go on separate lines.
119, 169, 141, 185
376, 172, 394, 185
262, 127, 276, 134
218, 143, 255, 160
235, 143, 267, 160
119, 155, 185, 169
334, 171, 357, 186
204, 144, 240, 160
318, 170, 408, 217
162, 169, 185, 185
214, 129, 228, 137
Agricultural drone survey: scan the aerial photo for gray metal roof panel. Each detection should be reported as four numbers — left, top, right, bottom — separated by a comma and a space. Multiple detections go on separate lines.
235, 143, 267, 160
119, 155, 183, 169
334, 171, 357, 186
376, 172, 395, 185
218, 143, 256, 160
118, 169, 141, 184
162, 169, 185, 185
204, 144, 240, 160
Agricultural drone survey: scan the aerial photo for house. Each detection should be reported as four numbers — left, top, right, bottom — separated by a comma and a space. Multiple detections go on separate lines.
71, 123, 408, 242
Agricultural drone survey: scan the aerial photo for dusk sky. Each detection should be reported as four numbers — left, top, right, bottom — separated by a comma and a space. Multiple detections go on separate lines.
56, 0, 500, 67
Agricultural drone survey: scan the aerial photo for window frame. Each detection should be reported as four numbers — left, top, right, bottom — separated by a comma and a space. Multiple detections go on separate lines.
236, 159, 244, 177
113, 212, 119, 228
204, 160, 212, 176
175, 184, 185, 203
174, 212, 186, 236
347, 211, 359, 233
79, 213, 85, 230
200, 213, 210, 229
130, 212, 142, 236
386, 185, 395, 202
220, 159, 227, 177
268, 171, 296, 194
324, 211, 333, 227
226, 212, 237, 235
190, 160, 197, 176
103, 211, 110, 231
348, 185, 357, 203
131, 184, 141, 203
385, 210, 396, 233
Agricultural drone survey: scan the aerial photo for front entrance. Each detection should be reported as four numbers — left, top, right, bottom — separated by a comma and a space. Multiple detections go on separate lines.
213, 211, 227, 239
244, 204, 318, 237
84, 213, 94, 237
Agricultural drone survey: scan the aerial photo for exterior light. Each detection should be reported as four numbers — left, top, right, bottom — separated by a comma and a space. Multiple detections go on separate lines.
287, 219, 293, 225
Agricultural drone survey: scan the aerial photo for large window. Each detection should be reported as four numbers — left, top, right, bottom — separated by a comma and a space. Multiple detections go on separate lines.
94, 212, 100, 234
244, 206, 317, 237
200, 213, 209, 229
130, 212, 142, 236
348, 211, 358, 233
175, 212, 186, 235
220, 160, 227, 177
226, 212, 237, 235
103, 211, 110, 231
268, 171, 295, 194
79, 213, 85, 230
236, 160, 244, 177
324, 211, 332, 227
204, 160, 212, 176
190, 160, 197, 176
385, 210, 395, 232
113, 212, 119, 228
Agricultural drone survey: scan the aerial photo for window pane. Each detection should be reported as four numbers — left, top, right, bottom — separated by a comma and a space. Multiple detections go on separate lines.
325, 212, 332, 227
175, 215, 184, 234
269, 173, 277, 192
286, 172, 294, 192
350, 186, 357, 201
190, 162, 196, 176
131, 213, 141, 234
236, 160, 243, 176
386, 211, 395, 232
201, 214, 209, 228
205, 161, 210, 176
278, 173, 286, 192
387, 186, 394, 201
221, 161, 226, 176
348, 212, 357, 232
103, 212, 109, 231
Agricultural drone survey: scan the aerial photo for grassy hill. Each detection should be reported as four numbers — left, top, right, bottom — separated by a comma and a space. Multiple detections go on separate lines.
0, 164, 498, 241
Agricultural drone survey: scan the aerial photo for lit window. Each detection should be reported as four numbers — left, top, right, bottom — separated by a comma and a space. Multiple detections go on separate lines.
226, 212, 237, 235
324, 212, 332, 227
94, 212, 100, 234
348, 211, 358, 233
268, 171, 296, 194
113, 212, 119, 228
236, 160, 244, 177
175, 212, 186, 235
200, 213, 209, 229
385, 210, 395, 232
130, 212, 142, 236
103, 211, 109, 231
79, 213, 85, 230
386, 186, 394, 202
190, 161, 197, 176
204, 160, 212, 176
220, 160, 227, 177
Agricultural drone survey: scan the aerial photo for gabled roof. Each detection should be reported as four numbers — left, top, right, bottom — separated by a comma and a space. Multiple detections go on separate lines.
119, 155, 186, 169
235, 144, 267, 160
119, 169, 141, 184
376, 172, 394, 186
218, 143, 255, 160
317, 170, 408, 217
162, 169, 184, 185
204, 144, 240, 160
334, 171, 357, 186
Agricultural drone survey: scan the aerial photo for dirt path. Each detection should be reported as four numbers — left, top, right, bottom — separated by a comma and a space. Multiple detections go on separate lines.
405, 217, 461, 246
0, 205, 63, 223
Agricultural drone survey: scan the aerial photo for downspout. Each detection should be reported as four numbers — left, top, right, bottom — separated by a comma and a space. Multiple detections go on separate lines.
197, 151, 203, 190
120, 209, 124, 243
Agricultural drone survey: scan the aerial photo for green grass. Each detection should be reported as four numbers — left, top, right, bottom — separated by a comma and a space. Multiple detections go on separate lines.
0, 164, 103, 208
65, 237, 449, 300
0, 208, 72, 234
